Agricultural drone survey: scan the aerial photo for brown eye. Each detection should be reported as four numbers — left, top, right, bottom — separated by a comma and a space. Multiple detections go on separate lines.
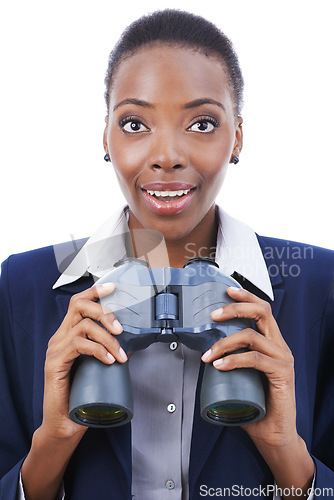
119, 117, 149, 133
188, 117, 219, 133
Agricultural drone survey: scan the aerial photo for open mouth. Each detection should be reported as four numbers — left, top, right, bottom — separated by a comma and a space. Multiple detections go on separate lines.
140, 184, 197, 215
144, 188, 193, 203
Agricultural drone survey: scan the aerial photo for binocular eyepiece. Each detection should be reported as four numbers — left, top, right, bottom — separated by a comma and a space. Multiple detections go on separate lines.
69, 257, 266, 427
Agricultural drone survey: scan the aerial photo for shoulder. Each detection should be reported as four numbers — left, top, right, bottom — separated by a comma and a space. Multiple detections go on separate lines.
0, 239, 90, 342
257, 234, 334, 282
257, 235, 334, 323
1, 238, 88, 299
257, 234, 334, 258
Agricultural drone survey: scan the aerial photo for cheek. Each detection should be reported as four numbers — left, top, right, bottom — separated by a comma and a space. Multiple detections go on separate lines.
108, 149, 135, 202
191, 138, 231, 182
205, 165, 229, 201
109, 134, 145, 187
190, 123, 235, 168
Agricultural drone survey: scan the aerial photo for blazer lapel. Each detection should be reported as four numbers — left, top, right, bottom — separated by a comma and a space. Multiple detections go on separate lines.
256, 234, 285, 321
231, 234, 286, 321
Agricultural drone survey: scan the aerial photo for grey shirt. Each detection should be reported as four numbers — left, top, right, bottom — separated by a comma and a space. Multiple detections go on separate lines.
129, 342, 201, 500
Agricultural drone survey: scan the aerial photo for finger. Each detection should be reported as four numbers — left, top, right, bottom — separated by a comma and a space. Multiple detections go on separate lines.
61, 287, 123, 331
211, 287, 283, 344
47, 336, 119, 372
82, 283, 124, 335
49, 317, 128, 363
50, 283, 119, 342
228, 287, 265, 304
201, 329, 289, 363
72, 318, 127, 362
70, 298, 123, 332
50, 304, 123, 350
82, 282, 117, 301
212, 302, 277, 338
212, 286, 271, 319
210, 349, 294, 382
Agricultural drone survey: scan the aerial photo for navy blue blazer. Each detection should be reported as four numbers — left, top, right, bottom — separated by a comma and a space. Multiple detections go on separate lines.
1, 235, 334, 499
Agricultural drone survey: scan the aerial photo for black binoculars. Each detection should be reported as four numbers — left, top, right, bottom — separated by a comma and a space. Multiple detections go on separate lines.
69, 257, 266, 428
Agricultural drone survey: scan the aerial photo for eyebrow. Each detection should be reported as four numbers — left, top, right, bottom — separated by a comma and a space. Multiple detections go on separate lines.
113, 98, 155, 111
183, 98, 226, 113
113, 97, 226, 112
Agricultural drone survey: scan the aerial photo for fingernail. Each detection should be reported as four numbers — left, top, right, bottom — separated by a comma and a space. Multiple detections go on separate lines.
112, 319, 123, 333
213, 358, 224, 368
118, 347, 128, 362
228, 286, 241, 292
107, 352, 115, 363
100, 282, 115, 289
211, 307, 223, 319
201, 349, 212, 362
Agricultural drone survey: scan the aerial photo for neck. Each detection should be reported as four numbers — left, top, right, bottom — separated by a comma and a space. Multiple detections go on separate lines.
127, 206, 218, 268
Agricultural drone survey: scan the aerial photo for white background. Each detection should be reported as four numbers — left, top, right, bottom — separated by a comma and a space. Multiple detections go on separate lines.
1, 0, 333, 265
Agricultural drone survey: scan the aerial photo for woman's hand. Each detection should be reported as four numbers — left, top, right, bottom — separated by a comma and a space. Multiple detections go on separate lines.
202, 286, 295, 447
21, 283, 127, 500
201, 287, 314, 497
41, 282, 127, 441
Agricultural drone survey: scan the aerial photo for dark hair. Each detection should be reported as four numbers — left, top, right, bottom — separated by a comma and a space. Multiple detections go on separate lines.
104, 9, 244, 116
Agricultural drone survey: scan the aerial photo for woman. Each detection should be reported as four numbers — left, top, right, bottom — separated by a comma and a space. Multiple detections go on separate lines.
0, 9, 333, 500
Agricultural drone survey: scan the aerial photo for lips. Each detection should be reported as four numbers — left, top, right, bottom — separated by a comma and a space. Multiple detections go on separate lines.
140, 182, 197, 215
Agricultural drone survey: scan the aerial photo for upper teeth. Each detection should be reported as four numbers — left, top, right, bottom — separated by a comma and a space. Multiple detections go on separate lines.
146, 189, 191, 197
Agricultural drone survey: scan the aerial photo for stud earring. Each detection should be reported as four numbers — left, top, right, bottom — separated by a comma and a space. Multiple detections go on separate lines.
232, 156, 239, 165
104, 153, 110, 162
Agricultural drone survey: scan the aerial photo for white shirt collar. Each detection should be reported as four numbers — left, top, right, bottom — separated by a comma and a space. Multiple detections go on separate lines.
53, 205, 274, 300
215, 208, 273, 299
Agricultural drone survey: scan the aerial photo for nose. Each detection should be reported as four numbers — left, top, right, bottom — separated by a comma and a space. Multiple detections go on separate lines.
148, 131, 188, 171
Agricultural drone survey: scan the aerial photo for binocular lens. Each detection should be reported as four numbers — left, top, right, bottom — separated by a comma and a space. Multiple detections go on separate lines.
75, 405, 128, 426
207, 403, 260, 424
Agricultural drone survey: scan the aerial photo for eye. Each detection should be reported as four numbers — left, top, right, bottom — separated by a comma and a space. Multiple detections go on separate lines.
188, 117, 219, 133
119, 116, 149, 134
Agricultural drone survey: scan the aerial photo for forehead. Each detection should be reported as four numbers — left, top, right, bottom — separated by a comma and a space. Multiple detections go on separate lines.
109, 45, 234, 112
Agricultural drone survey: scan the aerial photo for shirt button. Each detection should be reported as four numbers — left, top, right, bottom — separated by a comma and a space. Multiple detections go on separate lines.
165, 479, 175, 490
170, 342, 178, 351
167, 403, 176, 413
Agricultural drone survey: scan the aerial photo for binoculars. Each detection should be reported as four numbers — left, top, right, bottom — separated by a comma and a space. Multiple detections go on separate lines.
69, 257, 266, 428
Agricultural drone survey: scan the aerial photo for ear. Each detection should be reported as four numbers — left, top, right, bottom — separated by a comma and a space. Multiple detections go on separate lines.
231, 117, 243, 162
103, 116, 109, 154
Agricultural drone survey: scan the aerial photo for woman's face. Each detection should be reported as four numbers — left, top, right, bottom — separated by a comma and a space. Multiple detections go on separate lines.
104, 45, 242, 243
